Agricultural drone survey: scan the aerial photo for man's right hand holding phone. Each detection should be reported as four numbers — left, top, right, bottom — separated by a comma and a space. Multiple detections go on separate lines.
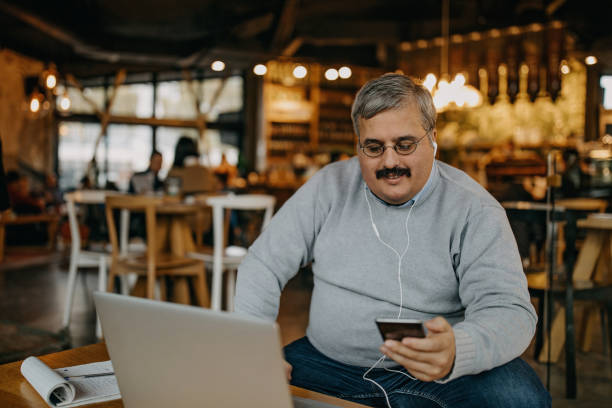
380, 317, 456, 382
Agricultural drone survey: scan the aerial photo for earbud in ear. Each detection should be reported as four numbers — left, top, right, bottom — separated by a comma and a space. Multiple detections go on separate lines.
433, 141, 438, 156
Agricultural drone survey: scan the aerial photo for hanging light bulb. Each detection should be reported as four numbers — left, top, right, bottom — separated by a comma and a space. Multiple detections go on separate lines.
30, 96, 41, 113
211, 60, 225, 71
253, 64, 267, 76
29, 90, 45, 113
43, 63, 58, 90
45, 73, 57, 89
58, 91, 71, 111
423, 73, 437, 92
560, 60, 570, 75
293, 65, 307, 79
324, 68, 339, 81
338, 66, 352, 79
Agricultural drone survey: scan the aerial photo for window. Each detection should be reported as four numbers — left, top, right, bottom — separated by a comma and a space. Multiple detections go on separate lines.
103, 125, 153, 191
601, 75, 612, 110
57, 122, 102, 190
155, 81, 199, 119
65, 86, 105, 114
155, 76, 243, 120
198, 77, 243, 121
57, 74, 244, 188
109, 84, 154, 118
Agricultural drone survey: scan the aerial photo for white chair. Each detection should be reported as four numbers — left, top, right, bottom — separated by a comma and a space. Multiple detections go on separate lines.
62, 189, 145, 337
188, 194, 275, 311
62, 190, 112, 338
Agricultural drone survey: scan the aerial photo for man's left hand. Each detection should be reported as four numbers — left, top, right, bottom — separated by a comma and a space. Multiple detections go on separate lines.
380, 316, 455, 382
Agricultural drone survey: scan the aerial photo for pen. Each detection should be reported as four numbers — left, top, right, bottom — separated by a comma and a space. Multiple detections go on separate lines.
64, 372, 115, 380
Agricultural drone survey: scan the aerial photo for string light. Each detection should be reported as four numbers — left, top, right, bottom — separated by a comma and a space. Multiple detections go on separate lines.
211, 60, 225, 71
560, 60, 570, 75
58, 92, 71, 111
43, 63, 58, 89
324, 68, 339, 81
585, 56, 598, 65
423, 73, 437, 92
293, 65, 307, 79
253, 64, 267, 76
29, 93, 41, 113
338, 66, 352, 79
430, 73, 482, 111
45, 73, 57, 89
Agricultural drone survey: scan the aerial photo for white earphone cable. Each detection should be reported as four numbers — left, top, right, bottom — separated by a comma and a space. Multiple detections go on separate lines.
361, 185, 418, 408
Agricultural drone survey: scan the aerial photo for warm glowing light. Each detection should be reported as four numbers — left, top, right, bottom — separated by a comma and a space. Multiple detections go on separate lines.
45, 74, 57, 89
338, 66, 352, 79
253, 64, 267, 75
560, 62, 570, 75
453, 73, 466, 87
416, 40, 428, 49
30, 97, 40, 113
211, 60, 225, 71
324, 68, 339, 81
430, 75, 482, 111
423, 73, 437, 92
293, 65, 307, 79
585, 56, 598, 65
59, 94, 71, 111
520, 64, 529, 75
58, 123, 69, 137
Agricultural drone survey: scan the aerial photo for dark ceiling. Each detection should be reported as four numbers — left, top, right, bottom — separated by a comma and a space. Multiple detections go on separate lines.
0, 0, 610, 79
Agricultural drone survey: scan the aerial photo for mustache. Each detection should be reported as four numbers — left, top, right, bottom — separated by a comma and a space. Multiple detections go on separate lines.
375, 167, 411, 179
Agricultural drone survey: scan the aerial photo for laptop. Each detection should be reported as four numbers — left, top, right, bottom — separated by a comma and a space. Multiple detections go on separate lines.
94, 292, 341, 408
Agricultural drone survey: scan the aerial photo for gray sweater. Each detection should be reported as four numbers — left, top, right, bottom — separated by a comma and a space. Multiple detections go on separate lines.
235, 157, 536, 381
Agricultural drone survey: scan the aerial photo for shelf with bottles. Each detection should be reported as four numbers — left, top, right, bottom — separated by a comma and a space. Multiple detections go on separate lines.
318, 120, 355, 145
268, 121, 311, 143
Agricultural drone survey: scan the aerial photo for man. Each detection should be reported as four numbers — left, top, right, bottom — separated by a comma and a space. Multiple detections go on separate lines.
129, 150, 164, 194
235, 74, 550, 407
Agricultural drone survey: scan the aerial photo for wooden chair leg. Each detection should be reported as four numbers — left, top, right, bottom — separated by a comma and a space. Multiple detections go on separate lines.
173, 277, 191, 305
107, 268, 116, 293
194, 267, 210, 308
580, 305, 600, 352
159, 277, 167, 301
539, 306, 566, 363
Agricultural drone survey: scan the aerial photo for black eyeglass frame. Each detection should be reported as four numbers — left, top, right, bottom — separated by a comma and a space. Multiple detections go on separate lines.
358, 131, 431, 158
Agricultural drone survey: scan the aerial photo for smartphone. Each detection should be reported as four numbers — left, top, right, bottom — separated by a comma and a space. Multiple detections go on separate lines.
375, 318, 426, 341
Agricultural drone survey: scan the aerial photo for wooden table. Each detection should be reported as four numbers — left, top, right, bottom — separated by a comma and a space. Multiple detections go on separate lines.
0, 343, 368, 408
503, 200, 611, 398
129, 200, 204, 305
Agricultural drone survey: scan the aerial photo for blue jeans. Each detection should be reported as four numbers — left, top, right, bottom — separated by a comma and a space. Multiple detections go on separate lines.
284, 337, 551, 408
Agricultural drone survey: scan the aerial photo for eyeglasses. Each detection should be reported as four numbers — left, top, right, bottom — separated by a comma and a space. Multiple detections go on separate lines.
358, 133, 429, 158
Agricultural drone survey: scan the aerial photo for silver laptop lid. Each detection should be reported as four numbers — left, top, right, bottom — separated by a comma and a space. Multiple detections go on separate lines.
94, 292, 294, 408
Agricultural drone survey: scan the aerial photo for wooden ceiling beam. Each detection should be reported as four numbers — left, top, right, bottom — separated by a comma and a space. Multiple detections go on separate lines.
296, 20, 399, 43
0, 1, 191, 67
271, 0, 299, 52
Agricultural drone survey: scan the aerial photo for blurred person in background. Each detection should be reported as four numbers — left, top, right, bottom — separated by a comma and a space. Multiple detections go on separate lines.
172, 136, 199, 168
129, 150, 164, 194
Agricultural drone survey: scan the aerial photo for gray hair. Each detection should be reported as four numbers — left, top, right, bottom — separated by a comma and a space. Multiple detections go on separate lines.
351, 73, 436, 142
